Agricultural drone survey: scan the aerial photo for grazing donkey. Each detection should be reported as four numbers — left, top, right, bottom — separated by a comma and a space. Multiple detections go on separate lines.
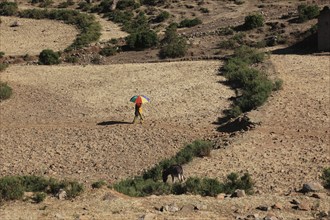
162, 165, 185, 183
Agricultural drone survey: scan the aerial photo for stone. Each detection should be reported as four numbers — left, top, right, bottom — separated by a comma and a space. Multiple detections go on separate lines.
57, 189, 67, 200
180, 204, 196, 213
296, 202, 310, 211
256, 205, 271, 211
301, 182, 324, 193
139, 213, 156, 220
216, 193, 226, 200
55, 213, 65, 219
231, 189, 246, 198
160, 204, 179, 212
290, 199, 300, 205
311, 193, 323, 199
271, 203, 283, 210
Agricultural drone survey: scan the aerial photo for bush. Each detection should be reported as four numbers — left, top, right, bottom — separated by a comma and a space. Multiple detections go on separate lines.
159, 24, 188, 58
298, 4, 319, 23
0, 51, 5, 58
126, 29, 158, 49
154, 11, 170, 23
223, 172, 254, 194
78, 2, 92, 11
91, 180, 106, 189
65, 55, 78, 63
244, 13, 264, 30
32, 192, 46, 203
39, 49, 60, 65
0, 2, 18, 16
0, 81, 12, 100
179, 18, 202, 28
141, 0, 166, 6
321, 167, 330, 189
99, 46, 118, 56
0, 176, 24, 201
0, 63, 9, 72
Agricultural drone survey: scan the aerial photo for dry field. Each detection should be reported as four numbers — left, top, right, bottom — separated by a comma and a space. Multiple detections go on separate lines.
0, 1, 330, 219
0, 16, 78, 56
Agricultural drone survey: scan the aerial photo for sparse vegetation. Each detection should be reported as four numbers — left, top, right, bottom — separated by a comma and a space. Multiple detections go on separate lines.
38, 49, 60, 65
32, 192, 46, 203
0, 175, 84, 201
244, 13, 264, 30
154, 10, 170, 23
297, 4, 320, 23
160, 24, 188, 58
125, 29, 158, 50
0, 63, 9, 72
0, 2, 18, 16
179, 18, 202, 28
111, 140, 252, 198
91, 180, 106, 189
220, 46, 275, 118
0, 51, 5, 58
321, 167, 330, 189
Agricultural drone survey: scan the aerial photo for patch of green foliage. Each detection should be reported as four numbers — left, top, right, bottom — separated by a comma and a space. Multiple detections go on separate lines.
244, 13, 264, 30
159, 24, 188, 58
19, 9, 101, 50
91, 180, 106, 189
0, 176, 83, 202
179, 18, 202, 28
321, 167, 330, 189
99, 46, 118, 56
0, 81, 12, 101
220, 46, 277, 118
38, 49, 60, 65
0, 63, 8, 72
218, 33, 245, 50
32, 192, 46, 203
125, 29, 158, 50
0, 2, 18, 16
297, 4, 319, 23
154, 10, 170, 23
58, 0, 75, 9
141, 0, 166, 6
0, 51, 5, 58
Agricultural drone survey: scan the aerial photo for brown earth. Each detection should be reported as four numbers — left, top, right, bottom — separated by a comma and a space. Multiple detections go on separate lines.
0, 0, 330, 219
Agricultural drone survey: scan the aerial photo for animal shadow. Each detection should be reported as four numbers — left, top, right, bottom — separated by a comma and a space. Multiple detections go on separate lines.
97, 121, 131, 126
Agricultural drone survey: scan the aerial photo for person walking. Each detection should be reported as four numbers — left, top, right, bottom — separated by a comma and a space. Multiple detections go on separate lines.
133, 102, 143, 124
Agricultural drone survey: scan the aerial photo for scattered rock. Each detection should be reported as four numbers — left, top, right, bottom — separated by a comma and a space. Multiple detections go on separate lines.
290, 199, 300, 205
271, 203, 283, 210
256, 205, 271, 211
10, 21, 21, 27
139, 213, 156, 220
311, 193, 323, 199
293, 202, 310, 211
160, 203, 179, 212
195, 204, 207, 211
264, 213, 278, 220
301, 182, 324, 193
231, 189, 246, 198
216, 193, 226, 200
180, 204, 197, 213
57, 189, 67, 200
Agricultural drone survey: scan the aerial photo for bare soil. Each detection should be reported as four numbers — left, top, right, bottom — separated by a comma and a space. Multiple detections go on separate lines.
0, 0, 329, 219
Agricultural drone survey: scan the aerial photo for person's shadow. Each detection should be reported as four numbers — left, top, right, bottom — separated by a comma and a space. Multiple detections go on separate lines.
97, 121, 131, 126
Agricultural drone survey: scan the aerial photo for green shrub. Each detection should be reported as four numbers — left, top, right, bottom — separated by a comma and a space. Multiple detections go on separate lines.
273, 78, 283, 91
126, 29, 158, 49
0, 176, 24, 201
321, 167, 330, 189
179, 18, 202, 28
19, 176, 49, 192
223, 172, 254, 194
154, 10, 170, 23
106, 10, 134, 24
0, 2, 18, 16
48, 179, 83, 198
99, 46, 118, 56
116, 0, 137, 10
32, 192, 46, 203
234, 46, 265, 64
160, 24, 187, 58
0, 63, 9, 72
40, 0, 53, 8
39, 49, 60, 65
65, 55, 78, 63
0, 81, 12, 100
244, 13, 264, 30
141, 0, 165, 6
78, 2, 92, 11
298, 4, 319, 23
200, 7, 209, 13
0, 51, 5, 58
91, 180, 106, 189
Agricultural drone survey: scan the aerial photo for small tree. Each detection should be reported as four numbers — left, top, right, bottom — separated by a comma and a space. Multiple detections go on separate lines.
160, 24, 187, 58
244, 14, 264, 30
298, 4, 320, 23
126, 29, 158, 50
38, 49, 60, 65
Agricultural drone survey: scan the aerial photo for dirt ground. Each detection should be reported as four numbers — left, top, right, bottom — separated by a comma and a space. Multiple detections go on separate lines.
0, 16, 78, 56
0, 0, 330, 219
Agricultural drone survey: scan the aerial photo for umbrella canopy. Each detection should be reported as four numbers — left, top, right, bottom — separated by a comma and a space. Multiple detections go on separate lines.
130, 95, 150, 104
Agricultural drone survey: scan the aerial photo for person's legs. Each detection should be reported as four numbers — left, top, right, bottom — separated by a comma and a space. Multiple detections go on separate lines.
139, 112, 144, 124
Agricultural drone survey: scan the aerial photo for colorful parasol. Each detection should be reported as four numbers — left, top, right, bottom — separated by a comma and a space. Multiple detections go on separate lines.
130, 95, 150, 104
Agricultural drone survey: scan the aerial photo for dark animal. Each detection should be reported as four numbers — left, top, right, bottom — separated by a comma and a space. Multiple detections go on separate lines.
162, 165, 185, 183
